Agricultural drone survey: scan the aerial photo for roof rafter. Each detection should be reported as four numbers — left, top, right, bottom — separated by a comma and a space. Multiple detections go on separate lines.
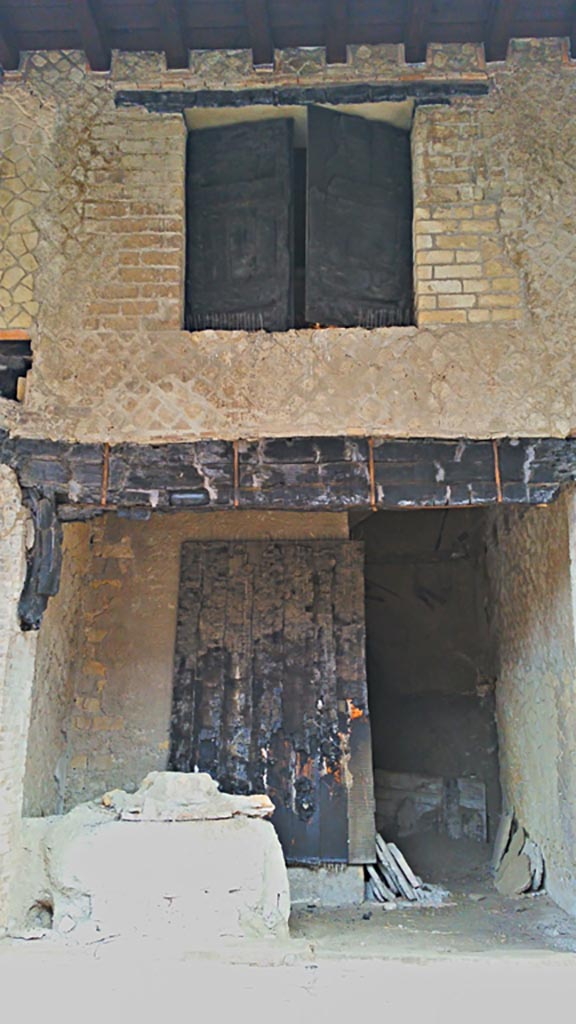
570, 1, 576, 58
160, 0, 188, 68
325, 0, 349, 64
72, 0, 111, 71
0, 11, 20, 71
244, 0, 274, 67
404, 0, 433, 64
485, 0, 519, 62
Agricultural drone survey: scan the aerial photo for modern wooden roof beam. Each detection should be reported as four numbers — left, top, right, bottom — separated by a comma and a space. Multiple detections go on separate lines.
485, 0, 519, 62
160, 0, 189, 69
72, 0, 112, 71
404, 0, 433, 64
570, 1, 576, 59
244, 0, 274, 67
325, 0, 349, 64
0, 11, 20, 71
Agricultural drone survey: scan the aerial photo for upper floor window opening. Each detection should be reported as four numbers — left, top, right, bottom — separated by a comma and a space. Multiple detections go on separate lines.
185, 103, 414, 332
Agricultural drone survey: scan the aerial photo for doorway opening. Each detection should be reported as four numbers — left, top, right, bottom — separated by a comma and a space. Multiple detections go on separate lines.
352, 507, 499, 892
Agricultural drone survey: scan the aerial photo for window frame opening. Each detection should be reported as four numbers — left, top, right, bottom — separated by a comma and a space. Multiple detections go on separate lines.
184, 101, 415, 333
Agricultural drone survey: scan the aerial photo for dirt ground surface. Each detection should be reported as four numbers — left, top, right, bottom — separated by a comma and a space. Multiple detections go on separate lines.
3, 865, 576, 1024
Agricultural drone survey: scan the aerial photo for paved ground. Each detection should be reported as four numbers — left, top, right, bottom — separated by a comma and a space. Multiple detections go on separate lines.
3, 881, 576, 1024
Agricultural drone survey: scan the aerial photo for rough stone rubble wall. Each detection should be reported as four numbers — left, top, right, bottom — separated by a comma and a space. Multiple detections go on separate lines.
0, 467, 36, 933
488, 491, 576, 916
22, 523, 90, 817
0, 39, 574, 441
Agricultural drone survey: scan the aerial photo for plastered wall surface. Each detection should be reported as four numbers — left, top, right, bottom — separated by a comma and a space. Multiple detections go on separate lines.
488, 491, 576, 916
22, 523, 90, 817
0, 468, 36, 932
0, 39, 575, 442
59, 510, 348, 808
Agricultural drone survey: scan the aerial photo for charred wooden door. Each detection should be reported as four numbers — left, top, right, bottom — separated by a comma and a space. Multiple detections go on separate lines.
170, 541, 375, 864
186, 119, 294, 332
306, 105, 413, 328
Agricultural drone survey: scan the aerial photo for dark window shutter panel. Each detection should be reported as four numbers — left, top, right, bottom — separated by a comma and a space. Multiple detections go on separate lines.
305, 106, 413, 328
186, 119, 294, 332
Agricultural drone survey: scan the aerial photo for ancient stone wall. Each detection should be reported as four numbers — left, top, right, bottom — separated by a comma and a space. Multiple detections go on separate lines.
22, 522, 90, 817
63, 509, 348, 808
0, 39, 574, 442
0, 467, 36, 933
488, 490, 576, 915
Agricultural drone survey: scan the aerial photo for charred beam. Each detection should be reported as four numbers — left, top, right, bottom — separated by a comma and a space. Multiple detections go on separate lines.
2, 432, 576, 527
72, 0, 111, 72
0, 11, 20, 71
404, 0, 432, 64
244, 0, 274, 67
485, 0, 518, 62
18, 491, 63, 631
115, 81, 490, 115
159, 0, 189, 69
325, 0, 348, 64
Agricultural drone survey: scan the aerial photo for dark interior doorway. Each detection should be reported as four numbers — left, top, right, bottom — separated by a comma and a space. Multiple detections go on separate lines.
351, 507, 500, 886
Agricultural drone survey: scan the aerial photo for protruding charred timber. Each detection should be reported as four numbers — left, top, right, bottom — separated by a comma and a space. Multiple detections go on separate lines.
18, 491, 63, 630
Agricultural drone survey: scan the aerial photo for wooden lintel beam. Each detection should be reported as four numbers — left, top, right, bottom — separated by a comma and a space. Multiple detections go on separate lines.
325, 0, 349, 64
160, 0, 189, 69
485, 0, 519, 62
0, 12, 20, 71
244, 0, 274, 67
72, 0, 111, 72
404, 0, 433, 64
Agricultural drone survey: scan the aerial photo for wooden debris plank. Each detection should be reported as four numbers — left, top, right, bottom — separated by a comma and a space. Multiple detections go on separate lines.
366, 864, 389, 902
368, 863, 397, 902
365, 877, 381, 902
491, 808, 514, 871
376, 835, 415, 900
388, 842, 423, 889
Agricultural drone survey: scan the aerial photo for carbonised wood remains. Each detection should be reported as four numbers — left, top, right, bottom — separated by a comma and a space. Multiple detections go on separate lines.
186, 119, 294, 331
169, 540, 373, 864
3, 432, 576, 516
306, 105, 413, 327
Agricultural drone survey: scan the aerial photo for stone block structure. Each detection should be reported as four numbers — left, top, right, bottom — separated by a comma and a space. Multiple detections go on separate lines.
2, 14, 576, 934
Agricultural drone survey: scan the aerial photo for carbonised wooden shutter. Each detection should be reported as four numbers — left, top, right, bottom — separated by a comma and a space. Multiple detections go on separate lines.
169, 541, 375, 865
305, 105, 413, 328
186, 119, 294, 332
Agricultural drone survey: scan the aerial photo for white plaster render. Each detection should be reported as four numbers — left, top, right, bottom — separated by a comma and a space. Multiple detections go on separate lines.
488, 491, 576, 917
0, 467, 36, 934
22, 523, 90, 818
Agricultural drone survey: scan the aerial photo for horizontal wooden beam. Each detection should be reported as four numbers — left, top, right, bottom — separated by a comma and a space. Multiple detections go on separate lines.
72, 0, 111, 71
485, 0, 519, 62
2, 430, 572, 630
244, 0, 274, 67
1, 431, 573, 518
404, 0, 433, 64
0, 11, 20, 71
325, 0, 348, 64
115, 80, 490, 114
